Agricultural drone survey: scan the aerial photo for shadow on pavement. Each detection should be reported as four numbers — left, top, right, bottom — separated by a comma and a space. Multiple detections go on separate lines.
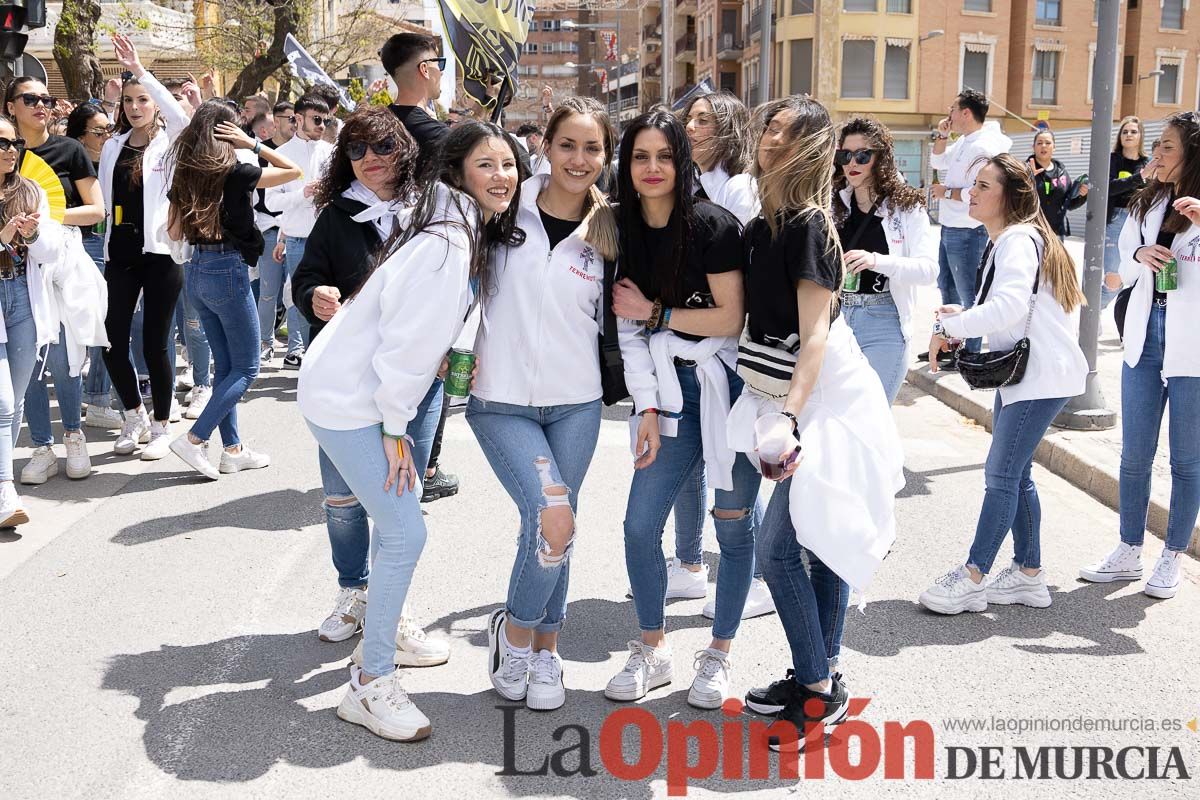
111, 487, 324, 546
897, 463, 985, 499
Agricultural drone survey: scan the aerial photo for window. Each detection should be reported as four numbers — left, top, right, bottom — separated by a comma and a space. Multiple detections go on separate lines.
1032, 50, 1059, 104
524, 42, 538, 54
1157, 62, 1181, 104
884, 42, 910, 98
1036, 0, 1062, 24
1130, 0, 1138, 8
844, 0, 877, 10
541, 20, 552, 31
964, 0, 992, 11
962, 49, 989, 93
720, 71, 738, 93
841, 40, 876, 97
1123, 54, 1135, 84
887, 0, 912, 10
722, 9, 738, 35
790, 38, 813, 94
791, 0, 814, 12
1162, 0, 1184, 29
543, 42, 556, 54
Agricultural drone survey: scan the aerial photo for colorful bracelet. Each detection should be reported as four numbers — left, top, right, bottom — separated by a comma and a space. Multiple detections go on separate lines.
660, 306, 672, 330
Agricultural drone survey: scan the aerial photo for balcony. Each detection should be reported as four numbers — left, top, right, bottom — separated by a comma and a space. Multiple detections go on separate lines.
675, 33, 697, 63
607, 96, 641, 116
716, 32, 743, 59
643, 23, 662, 42
676, 0, 698, 14
747, 11, 762, 40
747, 81, 760, 102
27, 2, 196, 57
643, 63, 662, 78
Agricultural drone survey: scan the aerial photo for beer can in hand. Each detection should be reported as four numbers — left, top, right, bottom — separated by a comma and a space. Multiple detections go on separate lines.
444, 348, 476, 398
842, 269, 861, 293
1155, 257, 1178, 293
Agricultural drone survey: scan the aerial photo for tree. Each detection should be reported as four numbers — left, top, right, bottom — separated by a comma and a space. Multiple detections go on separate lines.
53, 0, 106, 100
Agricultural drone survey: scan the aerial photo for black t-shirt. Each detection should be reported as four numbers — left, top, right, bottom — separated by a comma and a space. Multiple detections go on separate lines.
745, 212, 842, 352
193, 162, 264, 266
837, 201, 890, 295
1153, 193, 1178, 303
621, 200, 743, 343
389, 105, 449, 179
29, 135, 96, 210
1110, 153, 1148, 212
82, 160, 100, 240
539, 208, 578, 251
109, 143, 148, 261
254, 139, 283, 219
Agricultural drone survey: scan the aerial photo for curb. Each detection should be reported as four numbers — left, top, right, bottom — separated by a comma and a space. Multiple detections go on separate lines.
907, 364, 1200, 559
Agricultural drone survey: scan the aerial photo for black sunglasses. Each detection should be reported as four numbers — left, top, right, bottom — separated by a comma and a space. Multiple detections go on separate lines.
0, 136, 26, 152
835, 148, 875, 166
307, 115, 330, 128
421, 57, 448, 71
275, 114, 296, 124
19, 93, 57, 109
347, 137, 399, 161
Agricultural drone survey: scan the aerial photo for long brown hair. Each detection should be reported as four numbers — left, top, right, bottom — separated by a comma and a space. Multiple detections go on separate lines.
542, 96, 618, 261
312, 105, 418, 212
1128, 111, 1200, 235
976, 153, 1086, 313
832, 116, 925, 225
679, 91, 753, 177
1112, 115, 1144, 157
114, 76, 161, 187
165, 100, 238, 242
0, 119, 43, 270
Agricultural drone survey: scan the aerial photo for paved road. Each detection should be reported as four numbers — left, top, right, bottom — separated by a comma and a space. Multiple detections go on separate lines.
0, 364, 1196, 799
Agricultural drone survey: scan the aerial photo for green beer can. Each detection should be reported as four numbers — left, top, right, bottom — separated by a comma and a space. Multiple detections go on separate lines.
842, 270, 861, 293
444, 348, 476, 398
1156, 258, 1178, 293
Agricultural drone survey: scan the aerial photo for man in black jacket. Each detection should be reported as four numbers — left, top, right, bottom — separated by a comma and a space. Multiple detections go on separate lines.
381, 32, 450, 181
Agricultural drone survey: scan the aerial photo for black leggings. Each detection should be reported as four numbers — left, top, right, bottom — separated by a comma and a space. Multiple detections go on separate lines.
427, 392, 450, 471
102, 253, 184, 421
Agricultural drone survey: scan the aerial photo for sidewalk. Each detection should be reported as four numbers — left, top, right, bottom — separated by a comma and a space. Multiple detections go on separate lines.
907, 235, 1200, 557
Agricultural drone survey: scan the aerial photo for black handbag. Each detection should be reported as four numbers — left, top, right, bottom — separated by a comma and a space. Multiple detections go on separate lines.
599, 257, 629, 405
956, 237, 1041, 391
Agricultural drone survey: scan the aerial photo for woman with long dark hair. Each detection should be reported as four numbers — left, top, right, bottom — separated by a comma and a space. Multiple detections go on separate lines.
1101, 116, 1152, 308
1080, 111, 1200, 601
299, 121, 523, 741
605, 110, 762, 711
165, 100, 301, 479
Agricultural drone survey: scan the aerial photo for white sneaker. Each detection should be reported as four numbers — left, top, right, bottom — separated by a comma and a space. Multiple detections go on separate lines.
84, 405, 124, 430
63, 430, 91, 479
487, 609, 531, 701
336, 665, 432, 742
1144, 551, 1183, 600
20, 445, 58, 485
919, 565, 989, 615
701, 576, 777, 620
260, 344, 275, 364
170, 435, 220, 480
0, 482, 29, 528
141, 421, 172, 461
184, 386, 211, 420
218, 445, 271, 474
666, 557, 709, 599
688, 648, 732, 710
985, 561, 1052, 608
527, 650, 565, 711
176, 369, 194, 391
318, 586, 368, 642
395, 616, 451, 667
114, 409, 151, 455
604, 640, 674, 701
1079, 542, 1143, 583
169, 398, 183, 423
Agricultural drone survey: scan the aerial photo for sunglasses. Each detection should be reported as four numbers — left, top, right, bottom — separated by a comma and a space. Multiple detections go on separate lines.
421, 57, 448, 72
307, 115, 330, 128
347, 137, 399, 161
834, 148, 875, 166
0, 136, 26, 152
275, 115, 296, 124
19, 93, 58, 109
86, 127, 111, 137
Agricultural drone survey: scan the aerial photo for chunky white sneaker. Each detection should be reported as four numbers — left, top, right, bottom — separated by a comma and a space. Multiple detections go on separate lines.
84, 405, 124, 430
170, 435, 220, 480
487, 609, 531, 701
395, 616, 451, 667
0, 482, 29, 528
318, 586, 368, 642
219, 445, 271, 474
604, 640, 674, 701
1144, 551, 1183, 600
63, 430, 91, 479
336, 665, 432, 742
141, 421, 172, 461
20, 445, 58, 485
702, 576, 777, 620
688, 648, 733, 710
169, 398, 183, 423
114, 410, 151, 455
527, 650, 565, 711
176, 369, 194, 392
666, 557, 709, 599
985, 561, 1052, 608
919, 565, 989, 615
184, 386, 211, 420
1079, 542, 1143, 583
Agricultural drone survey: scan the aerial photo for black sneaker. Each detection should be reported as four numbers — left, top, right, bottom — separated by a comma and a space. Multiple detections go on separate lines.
768, 675, 850, 752
283, 352, 303, 370
420, 467, 460, 503
274, 306, 287, 342
744, 669, 802, 716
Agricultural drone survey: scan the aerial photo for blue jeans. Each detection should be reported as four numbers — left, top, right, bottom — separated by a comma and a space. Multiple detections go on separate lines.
282, 235, 310, 354
185, 248, 260, 446
174, 291, 212, 388
256, 227, 282, 348
624, 362, 762, 641
757, 477, 849, 685
307, 421, 427, 678
1101, 208, 1129, 310
673, 469, 706, 565
319, 379, 445, 588
938, 225, 989, 353
842, 293, 907, 403
1119, 305, 1200, 552
81, 235, 114, 408
467, 397, 602, 632
966, 394, 1070, 574
25, 326, 83, 445
0, 275, 39, 482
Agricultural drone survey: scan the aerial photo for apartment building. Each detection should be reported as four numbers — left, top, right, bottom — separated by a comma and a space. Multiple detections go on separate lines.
1119, 0, 1195, 119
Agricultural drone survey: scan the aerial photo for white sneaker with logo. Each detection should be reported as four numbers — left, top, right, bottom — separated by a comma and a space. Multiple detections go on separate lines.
604, 640, 674, 701
688, 648, 733, 710
184, 386, 211, 420
487, 609, 531, 701
666, 557, 709, 599
170, 435, 220, 480
1079, 542, 1143, 583
84, 405, 124, 430
141, 421, 172, 461
63, 430, 91, 479
219, 445, 271, 474
1144, 551, 1183, 600
919, 565, 989, 615
527, 650, 566, 711
20, 445, 58, 485
0, 481, 28, 528
318, 586, 368, 642
985, 561, 1052, 608
336, 665, 432, 742
114, 409, 151, 456
395, 615, 451, 666
702, 576, 777, 620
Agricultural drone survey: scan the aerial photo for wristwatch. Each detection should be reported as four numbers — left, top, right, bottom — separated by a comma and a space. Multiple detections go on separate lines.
932, 320, 947, 338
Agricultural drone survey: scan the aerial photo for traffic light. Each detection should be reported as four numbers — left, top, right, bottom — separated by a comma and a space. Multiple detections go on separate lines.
24, 1, 46, 30
0, 4, 29, 61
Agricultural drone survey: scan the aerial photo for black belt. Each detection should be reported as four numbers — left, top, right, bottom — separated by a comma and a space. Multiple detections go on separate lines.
0, 264, 27, 280
673, 357, 697, 368
195, 243, 241, 253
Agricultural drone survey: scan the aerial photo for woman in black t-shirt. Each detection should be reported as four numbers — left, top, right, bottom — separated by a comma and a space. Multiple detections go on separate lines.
165, 100, 301, 479
1102, 116, 1153, 308
605, 110, 763, 712
729, 96, 904, 742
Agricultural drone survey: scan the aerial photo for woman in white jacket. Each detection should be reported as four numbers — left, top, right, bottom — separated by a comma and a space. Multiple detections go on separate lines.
833, 117, 938, 403
1080, 110, 1200, 601
921, 153, 1087, 614
469, 97, 617, 712
298, 121, 522, 742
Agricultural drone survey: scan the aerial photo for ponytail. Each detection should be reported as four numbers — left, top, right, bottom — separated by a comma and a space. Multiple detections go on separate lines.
577, 184, 617, 261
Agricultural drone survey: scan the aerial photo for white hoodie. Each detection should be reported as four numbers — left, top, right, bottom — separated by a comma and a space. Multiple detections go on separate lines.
697, 165, 759, 226
929, 120, 1013, 229
298, 184, 478, 436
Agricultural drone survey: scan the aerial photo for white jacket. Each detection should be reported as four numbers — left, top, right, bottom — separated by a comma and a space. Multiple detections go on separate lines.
473, 174, 604, 406
940, 224, 1087, 405
1118, 194, 1200, 378
298, 184, 477, 437
836, 186, 939, 341
697, 166, 759, 226
98, 71, 191, 260
929, 121, 1012, 229
264, 136, 334, 239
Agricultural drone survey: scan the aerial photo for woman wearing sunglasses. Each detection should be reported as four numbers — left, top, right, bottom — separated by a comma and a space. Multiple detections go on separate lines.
4, 75, 106, 485
832, 117, 938, 403
291, 106, 451, 666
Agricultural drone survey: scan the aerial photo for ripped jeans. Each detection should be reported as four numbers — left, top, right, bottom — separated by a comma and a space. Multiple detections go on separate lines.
466, 396, 602, 633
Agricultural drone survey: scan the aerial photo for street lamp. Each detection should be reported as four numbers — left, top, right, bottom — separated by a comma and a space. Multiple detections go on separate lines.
919, 29, 944, 43
1137, 69, 1164, 81
561, 17, 629, 124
